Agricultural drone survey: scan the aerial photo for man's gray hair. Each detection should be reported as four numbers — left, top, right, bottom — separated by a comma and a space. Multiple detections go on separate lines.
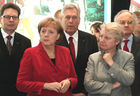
114, 10, 138, 25
61, 3, 80, 17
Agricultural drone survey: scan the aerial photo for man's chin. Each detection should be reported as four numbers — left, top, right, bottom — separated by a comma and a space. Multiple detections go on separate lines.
124, 32, 133, 35
65, 30, 76, 35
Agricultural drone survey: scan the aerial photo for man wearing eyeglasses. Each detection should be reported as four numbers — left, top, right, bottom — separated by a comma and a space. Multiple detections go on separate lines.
114, 10, 140, 96
0, 3, 31, 96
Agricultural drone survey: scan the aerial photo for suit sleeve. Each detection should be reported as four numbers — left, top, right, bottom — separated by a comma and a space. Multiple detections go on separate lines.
84, 54, 113, 95
107, 53, 135, 86
16, 49, 44, 95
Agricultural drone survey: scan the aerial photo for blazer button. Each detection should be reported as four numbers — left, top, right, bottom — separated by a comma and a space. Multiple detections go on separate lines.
111, 73, 114, 76
55, 70, 57, 73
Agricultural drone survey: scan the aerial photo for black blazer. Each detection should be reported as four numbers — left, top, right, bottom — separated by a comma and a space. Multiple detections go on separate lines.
0, 30, 31, 96
131, 35, 140, 96
58, 30, 98, 94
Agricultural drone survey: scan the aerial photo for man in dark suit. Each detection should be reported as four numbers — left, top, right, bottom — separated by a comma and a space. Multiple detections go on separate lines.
59, 3, 98, 96
114, 10, 140, 96
0, 3, 31, 96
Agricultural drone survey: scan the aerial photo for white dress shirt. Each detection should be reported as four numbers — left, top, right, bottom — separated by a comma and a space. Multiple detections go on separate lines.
121, 34, 133, 52
1, 28, 15, 46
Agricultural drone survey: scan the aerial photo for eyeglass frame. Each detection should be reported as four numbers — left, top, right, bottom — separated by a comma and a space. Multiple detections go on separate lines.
1, 15, 19, 20
118, 20, 135, 25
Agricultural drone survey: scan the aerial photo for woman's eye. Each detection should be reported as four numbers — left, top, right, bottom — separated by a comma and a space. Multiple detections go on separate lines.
41, 30, 46, 33
49, 30, 54, 34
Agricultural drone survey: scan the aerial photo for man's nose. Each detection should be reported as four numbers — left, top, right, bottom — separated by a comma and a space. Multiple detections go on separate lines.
69, 17, 73, 22
124, 22, 129, 26
9, 17, 14, 21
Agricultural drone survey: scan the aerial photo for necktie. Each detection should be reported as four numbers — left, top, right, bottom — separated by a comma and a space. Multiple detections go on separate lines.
123, 40, 129, 52
69, 37, 76, 62
6, 35, 12, 55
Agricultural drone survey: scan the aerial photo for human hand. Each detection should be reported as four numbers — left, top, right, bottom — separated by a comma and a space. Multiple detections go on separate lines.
43, 82, 61, 93
72, 93, 86, 96
103, 52, 114, 66
59, 79, 71, 93
112, 81, 121, 89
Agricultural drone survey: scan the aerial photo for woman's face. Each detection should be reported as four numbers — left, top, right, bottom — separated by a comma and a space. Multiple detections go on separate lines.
91, 27, 100, 41
99, 29, 119, 52
40, 26, 60, 47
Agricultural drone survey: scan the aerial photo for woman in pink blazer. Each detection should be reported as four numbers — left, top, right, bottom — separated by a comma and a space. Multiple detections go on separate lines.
16, 18, 77, 96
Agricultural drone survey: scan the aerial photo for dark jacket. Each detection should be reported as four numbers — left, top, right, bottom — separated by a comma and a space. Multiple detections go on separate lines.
0, 30, 31, 96
58, 30, 98, 94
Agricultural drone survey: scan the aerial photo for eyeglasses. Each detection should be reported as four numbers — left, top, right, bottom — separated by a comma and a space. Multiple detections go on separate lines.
119, 20, 134, 25
2, 15, 19, 20
65, 16, 78, 20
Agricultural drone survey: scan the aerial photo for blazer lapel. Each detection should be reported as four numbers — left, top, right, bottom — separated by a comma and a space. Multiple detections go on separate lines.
0, 30, 9, 55
38, 43, 56, 68
59, 35, 69, 48
11, 33, 21, 56
76, 31, 86, 62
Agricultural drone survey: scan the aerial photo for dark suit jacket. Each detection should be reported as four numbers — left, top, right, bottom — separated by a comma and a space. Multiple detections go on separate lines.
131, 35, 140, 96
58, 30, 98, 94
0, 30, 31, 96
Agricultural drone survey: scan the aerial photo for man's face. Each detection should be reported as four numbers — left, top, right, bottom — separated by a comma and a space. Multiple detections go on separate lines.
117, 12, 135, 38
62, 8, 80, 36
0, 8, 19, 34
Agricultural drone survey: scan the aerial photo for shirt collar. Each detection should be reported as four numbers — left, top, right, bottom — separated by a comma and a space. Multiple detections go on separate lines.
64, 30, 78, 42
122, 34, 133, 42
1, 28, 15, 39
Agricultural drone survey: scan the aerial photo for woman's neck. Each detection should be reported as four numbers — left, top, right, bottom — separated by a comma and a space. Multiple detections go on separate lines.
42, 44, 55, 59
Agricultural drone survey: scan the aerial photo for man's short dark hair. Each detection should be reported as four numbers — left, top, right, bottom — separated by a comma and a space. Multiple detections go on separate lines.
0, 3, 21, 17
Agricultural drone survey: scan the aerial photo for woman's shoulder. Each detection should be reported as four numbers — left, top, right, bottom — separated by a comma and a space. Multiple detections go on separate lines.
24, 44, 40, 53
118, 49, 133, 57
117, 49, 134, 60
90, 51, 101, 57
89, 51, 101, 61
56, 45, 70, 52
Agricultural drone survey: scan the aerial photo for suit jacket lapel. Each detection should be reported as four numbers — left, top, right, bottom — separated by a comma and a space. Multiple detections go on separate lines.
0, 30, 9, 55
11, 32, 21, 56
60, 35, 69, 48
131, 35, 140, 56
77, 30, 86, 62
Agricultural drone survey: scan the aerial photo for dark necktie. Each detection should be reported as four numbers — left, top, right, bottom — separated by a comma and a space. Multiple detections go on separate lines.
123, 40, 129, 52
69, 37, 76, 62
6, 35, 12, 55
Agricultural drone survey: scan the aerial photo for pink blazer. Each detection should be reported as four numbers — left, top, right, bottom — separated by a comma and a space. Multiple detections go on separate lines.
16, 43, 77, 96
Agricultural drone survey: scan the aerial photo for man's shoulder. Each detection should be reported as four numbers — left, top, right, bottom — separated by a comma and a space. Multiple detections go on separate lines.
78, 30, 96, 39
133, 35, 140, 43
79, 30, 92, 36
15, 32, 30, 41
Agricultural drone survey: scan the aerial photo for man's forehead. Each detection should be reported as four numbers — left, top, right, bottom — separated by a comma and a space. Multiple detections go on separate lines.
117, 12, 134, 20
